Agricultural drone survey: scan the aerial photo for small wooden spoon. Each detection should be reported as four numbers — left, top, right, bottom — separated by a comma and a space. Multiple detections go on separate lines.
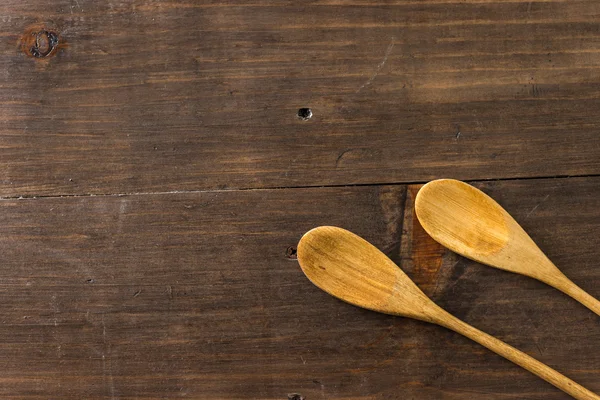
415, 179, 600, 316
297, 226, 599, 400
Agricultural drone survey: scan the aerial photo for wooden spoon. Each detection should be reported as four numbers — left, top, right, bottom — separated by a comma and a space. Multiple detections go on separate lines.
297, 226, 599, 400
415, 179, 600, 316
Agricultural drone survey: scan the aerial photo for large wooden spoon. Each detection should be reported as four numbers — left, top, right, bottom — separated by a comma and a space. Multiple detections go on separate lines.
297, 226, 599, 400
415, 179, 600, 316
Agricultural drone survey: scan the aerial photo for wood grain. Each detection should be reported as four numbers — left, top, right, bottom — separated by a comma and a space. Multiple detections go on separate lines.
0, 178, 598, 399
1, 1, 600, 196
2, 1, 600, 398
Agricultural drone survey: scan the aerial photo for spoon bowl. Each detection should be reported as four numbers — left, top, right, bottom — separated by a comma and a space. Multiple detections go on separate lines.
298, 226, 440, 322
415, 179, 600, 316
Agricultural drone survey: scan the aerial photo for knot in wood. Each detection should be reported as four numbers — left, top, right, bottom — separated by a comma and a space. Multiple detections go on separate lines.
21, 27, 60, 59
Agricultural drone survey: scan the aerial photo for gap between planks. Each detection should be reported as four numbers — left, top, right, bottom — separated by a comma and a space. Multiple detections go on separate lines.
1, 172, 600, 201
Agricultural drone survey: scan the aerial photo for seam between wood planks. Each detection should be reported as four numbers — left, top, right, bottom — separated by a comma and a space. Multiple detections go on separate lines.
1, 173, 599, 201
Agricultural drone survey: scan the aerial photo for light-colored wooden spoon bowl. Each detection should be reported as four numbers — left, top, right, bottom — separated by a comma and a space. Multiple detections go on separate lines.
415, 179, 600, 316
297, 226, 599, 400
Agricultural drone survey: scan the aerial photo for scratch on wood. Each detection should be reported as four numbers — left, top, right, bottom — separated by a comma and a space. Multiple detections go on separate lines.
525, 194, 550, 219
335, 148, 353, 167
452, 388, 524, 397
535, 341, 544, 356
101, 315, 116, 400
356, 37, 395, 93
51, 294, 59, 326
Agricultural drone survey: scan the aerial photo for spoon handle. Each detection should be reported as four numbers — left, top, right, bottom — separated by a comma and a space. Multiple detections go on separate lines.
436, 311, 599, 400
550, 275, 600, 317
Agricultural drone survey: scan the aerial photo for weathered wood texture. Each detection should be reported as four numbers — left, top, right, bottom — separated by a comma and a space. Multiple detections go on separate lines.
0, 177, 598, 399
2, 1, 600, 196
2, 1, 600, 398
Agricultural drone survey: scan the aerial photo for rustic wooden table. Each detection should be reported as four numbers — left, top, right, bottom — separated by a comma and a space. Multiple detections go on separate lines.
1, 1, 599, 399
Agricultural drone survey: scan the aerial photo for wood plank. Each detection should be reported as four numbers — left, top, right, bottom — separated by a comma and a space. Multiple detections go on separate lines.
2, 1, 600, 196
0, 177, 598, 399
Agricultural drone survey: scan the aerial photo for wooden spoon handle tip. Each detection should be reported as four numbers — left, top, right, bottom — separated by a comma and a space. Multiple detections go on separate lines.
438, 313, 600, 400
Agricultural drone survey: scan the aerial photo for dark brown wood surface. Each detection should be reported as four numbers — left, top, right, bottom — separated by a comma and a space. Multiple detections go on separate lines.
1, 0, 599, 399
1, 1, 600, 196
0, 178, 598, 399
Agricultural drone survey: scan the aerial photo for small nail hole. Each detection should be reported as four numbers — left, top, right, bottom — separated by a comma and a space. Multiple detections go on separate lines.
286, 246, 298, 259
288, 394, 305, 400
297, 108, 312, 121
